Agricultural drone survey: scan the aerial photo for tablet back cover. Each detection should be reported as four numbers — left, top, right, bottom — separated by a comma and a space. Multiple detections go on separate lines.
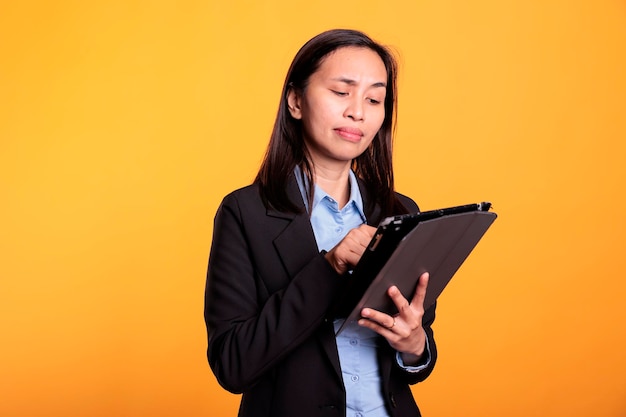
336, 210, 496, 335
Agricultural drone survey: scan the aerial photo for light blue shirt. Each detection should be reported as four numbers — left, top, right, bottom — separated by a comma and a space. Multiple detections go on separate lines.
295, 167, 430, 417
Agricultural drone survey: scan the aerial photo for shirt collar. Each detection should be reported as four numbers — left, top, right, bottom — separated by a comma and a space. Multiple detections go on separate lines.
294, 165, 365, 218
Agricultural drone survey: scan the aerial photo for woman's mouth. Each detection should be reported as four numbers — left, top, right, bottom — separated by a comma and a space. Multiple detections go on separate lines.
335, 127, 364, 142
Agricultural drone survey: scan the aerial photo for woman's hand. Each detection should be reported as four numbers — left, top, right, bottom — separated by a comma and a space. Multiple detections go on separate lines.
358, 272, 430, 365
324, 224, 376, 275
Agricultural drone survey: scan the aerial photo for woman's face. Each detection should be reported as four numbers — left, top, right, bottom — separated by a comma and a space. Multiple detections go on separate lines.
287, 46, 387, 169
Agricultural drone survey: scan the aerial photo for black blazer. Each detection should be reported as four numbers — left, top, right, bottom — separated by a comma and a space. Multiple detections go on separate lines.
205, 175, 437, 417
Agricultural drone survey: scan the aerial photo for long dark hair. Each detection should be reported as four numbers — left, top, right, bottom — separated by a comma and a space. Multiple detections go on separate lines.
255, 29, 408, 218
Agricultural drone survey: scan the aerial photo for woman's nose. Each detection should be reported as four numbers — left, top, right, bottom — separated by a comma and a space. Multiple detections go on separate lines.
344, 97, 364, 121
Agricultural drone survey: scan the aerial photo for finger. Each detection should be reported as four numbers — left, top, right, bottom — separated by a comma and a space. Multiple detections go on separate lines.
346, 226, 377, 259
357, 223, 377, 236
345, 226, 373, 249
387, 285, 411, 317
410, 272, 429, 308
360, 308, 395, 330
355, 225, 376, 247
357, 318, 399, 339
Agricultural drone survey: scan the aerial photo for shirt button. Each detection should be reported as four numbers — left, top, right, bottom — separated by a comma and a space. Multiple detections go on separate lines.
335, 227, 343, 233
351, 375, 359, 382
349, 339, 358, 346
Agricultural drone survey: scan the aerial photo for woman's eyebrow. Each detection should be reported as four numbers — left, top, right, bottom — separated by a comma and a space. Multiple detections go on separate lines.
332, 77, 387, 88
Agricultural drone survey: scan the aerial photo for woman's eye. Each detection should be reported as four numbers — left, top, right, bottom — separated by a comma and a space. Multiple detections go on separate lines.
368, 98, 382, 105
332, 90, 348, 96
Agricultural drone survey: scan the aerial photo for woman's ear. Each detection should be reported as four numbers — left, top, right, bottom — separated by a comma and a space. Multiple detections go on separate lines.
286, 87, 302, 119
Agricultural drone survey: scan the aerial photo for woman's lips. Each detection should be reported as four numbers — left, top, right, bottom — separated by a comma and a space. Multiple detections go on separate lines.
335, 127, 364, 142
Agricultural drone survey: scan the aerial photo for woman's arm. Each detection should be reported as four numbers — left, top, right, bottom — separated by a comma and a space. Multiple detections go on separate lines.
205, 191, 343, 393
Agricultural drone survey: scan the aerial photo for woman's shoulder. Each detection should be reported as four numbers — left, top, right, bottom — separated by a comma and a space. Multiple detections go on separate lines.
212, 183, 273, 226
222, 182, 260, 198
220, 183, 263, 208
394, 191, 420, 213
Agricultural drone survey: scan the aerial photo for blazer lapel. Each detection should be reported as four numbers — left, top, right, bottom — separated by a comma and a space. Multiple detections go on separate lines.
268, 176, 320, 279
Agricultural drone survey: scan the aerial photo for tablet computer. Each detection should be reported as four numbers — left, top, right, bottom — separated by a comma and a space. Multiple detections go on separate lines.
335, 202, 496, 334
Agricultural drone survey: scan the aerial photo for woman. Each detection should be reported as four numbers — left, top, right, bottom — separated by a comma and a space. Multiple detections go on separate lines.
205, 29, 437, 417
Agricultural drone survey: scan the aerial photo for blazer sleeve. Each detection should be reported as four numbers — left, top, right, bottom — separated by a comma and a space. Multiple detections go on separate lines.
204, 190, 344, 394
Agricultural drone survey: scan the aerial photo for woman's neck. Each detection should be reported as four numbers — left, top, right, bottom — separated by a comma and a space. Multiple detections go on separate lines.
313, 163, 352, 209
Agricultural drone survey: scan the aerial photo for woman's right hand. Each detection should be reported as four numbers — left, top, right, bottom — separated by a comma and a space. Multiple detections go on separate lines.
324, 224, 376, 275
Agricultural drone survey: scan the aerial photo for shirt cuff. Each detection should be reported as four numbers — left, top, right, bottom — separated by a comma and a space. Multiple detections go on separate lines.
395, 336, 431, 373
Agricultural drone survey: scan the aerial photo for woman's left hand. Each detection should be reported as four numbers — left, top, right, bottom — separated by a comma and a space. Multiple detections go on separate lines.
358, 272, 429, 365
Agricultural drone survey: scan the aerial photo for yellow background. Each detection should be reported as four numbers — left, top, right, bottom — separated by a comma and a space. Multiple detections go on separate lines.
1, 1, 625, 416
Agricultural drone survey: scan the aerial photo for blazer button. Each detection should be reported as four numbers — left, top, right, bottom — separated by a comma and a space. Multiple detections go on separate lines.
389, 393, 397, 408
